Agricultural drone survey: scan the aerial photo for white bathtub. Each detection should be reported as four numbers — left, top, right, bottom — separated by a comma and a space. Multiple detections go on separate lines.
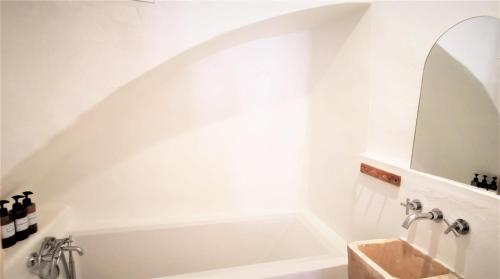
72, 214, 347, 279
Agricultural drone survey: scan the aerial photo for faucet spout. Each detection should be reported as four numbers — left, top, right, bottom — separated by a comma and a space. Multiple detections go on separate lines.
402, 212, 432, 229
402, 208, 443, 229
62, 246, 84, 256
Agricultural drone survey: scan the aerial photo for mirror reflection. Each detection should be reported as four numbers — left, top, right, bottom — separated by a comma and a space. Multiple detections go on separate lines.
412, 16, 500, 194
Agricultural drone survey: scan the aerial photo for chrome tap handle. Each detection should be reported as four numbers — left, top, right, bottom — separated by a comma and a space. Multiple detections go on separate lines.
400, 198, 422, 215
444, 218, 470, 237
443, 219, 459, 237
39, 237, 55, 256
400, 198, 410, 215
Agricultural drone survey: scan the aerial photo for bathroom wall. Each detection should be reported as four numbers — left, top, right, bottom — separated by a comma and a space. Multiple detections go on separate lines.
308, 1, 500, 278
1, 0, 334, 179
357, 1, 499, 278
305, 7, 371, 241
1, 2, 372, 277
1, 1, 370, 231
2, 1, 499, 278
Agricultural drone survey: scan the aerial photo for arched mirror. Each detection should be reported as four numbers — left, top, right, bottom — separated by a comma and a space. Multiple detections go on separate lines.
412, 16, 500, 195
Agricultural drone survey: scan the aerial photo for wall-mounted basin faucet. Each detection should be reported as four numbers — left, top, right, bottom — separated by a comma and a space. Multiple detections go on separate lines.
399, 198, 471, 236
402, 208, 443, 229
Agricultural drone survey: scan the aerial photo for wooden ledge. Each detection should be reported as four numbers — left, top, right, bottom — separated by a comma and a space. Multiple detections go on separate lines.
360, 163, 401, 186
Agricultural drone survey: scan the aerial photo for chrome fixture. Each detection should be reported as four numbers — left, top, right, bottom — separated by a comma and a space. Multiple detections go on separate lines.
27, 236, 84, 279
400, 198, 422, 215
444, 218, 470, 237
402, 208, 443, 229
400, 198, 471, 235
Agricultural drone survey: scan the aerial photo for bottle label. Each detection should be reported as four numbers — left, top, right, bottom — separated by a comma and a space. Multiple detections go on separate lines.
28, 212, 38, 226
15, 217, 28, 232
1, 222, 15, 239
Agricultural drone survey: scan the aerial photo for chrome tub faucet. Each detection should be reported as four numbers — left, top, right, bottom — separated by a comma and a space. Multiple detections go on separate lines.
28, 235, 84, 279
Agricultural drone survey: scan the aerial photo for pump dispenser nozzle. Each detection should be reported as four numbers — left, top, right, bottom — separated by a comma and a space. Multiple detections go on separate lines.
22, 191, 33, 206
11, 195, 24, 208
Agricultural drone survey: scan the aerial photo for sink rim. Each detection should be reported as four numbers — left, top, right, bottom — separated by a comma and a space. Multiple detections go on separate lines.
348, 238, 460, 279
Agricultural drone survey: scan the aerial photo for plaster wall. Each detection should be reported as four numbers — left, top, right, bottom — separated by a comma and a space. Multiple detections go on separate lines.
361, 2, 499, 278
2, 1, 500, 279
308, 1, 500, 278
1, 0, 338, 177
1, 1, 370, 231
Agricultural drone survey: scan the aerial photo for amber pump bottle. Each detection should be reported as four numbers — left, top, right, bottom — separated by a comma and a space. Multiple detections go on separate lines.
0, 200, 16, 248
11, 195, 29, 241
22, 191, 38, 235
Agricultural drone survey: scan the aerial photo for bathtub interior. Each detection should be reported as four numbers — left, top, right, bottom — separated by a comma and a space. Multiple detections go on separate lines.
72, 214, 345, 279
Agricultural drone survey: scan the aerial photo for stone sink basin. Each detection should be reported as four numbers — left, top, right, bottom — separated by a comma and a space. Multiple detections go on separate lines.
347, 239, 458, 279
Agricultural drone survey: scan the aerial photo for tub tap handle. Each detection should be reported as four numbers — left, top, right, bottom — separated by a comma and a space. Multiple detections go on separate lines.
400, 198, 422, 215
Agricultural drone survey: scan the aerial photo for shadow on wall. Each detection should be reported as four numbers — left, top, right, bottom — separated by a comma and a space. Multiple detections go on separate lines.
2, 4, 368, 204
350, 174, 401, 241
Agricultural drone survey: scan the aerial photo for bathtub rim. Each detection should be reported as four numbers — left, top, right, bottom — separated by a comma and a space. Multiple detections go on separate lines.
70, 211, 347, 256
71, 212, 347, 279
154, 253, 346, 279
72, 211, 347, 252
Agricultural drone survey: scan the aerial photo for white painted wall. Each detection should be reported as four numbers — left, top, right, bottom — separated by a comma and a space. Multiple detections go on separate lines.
1, 0, 338, 178
1, 0, 372, 238
308, 1, 500, 278
358, 1, 499, 278
1, 0, 369, 228
2, 1, 500, 279
1, 1, 371, 277
306, 7, 371, 242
